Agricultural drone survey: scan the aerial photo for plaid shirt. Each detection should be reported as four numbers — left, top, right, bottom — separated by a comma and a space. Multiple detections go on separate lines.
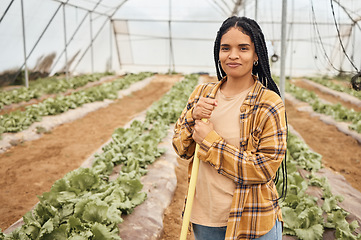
172, 78, 287, 239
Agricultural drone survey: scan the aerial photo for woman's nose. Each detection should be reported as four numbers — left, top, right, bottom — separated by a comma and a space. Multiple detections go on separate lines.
229, 51, 239, 60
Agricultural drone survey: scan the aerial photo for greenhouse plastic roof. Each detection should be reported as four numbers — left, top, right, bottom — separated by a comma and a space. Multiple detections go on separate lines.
1, 0, 361, 81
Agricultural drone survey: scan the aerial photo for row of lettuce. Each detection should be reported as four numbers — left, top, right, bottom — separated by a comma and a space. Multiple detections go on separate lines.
280, 76, 360, 239
0, 74, 199, 240
281, 77, 361, 134
2, 74, 359, 139
0, 72, 153, 138
307, 76, 361, 100
0, 73, 112, 109
278, 134, 360, 240
0, 73, 359, 239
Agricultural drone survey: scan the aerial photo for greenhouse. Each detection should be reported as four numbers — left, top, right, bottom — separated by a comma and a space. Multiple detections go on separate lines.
1, 0, 361, 239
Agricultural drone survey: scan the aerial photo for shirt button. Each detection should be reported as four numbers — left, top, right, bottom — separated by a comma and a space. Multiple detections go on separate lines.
241, 141, 246, 145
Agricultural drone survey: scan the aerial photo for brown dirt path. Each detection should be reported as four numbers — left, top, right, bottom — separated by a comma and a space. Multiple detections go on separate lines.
284, 99, 361, 191
161, 157, 195, 240
0, 74, 181, 230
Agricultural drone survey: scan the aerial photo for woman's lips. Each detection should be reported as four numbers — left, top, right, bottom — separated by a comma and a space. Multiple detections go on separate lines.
226, 62, 241, 68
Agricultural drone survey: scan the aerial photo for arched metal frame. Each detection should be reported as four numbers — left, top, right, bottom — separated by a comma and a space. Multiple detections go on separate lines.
1, 0, 360, 87
1, 0, 128, 87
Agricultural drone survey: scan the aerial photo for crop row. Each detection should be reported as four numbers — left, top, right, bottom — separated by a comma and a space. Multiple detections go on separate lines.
0, 73, 112, 109
0, 74, 199, 240
0, 72, 153, 137
278, 133, 360, 239
1, 74, 358, 239
308, 77, 361, 100
285, 81, 361, 133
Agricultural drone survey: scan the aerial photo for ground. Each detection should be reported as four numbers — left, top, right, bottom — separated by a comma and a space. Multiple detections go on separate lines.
0, 74, 180, 230
0, 74, 360, 239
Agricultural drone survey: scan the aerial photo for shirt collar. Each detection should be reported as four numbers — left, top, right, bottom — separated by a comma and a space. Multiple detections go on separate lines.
208, 75, 264, 106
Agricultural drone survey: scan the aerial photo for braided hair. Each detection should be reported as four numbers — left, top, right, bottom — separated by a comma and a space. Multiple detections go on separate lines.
214, 16, 288, 199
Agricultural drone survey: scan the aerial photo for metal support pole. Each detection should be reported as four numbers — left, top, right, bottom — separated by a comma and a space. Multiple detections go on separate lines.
62, 3, 69, 80
254, 0, 258, 21
168, 0, 175, 74
351, 24, 355, 64
243, 0, 246, 16
280, 0, 287, 101
112, 20, 122, 70
20, 0, 29, 87
288, 0, 294, 80
90, 12, 94, 73
108, 18, 113, 72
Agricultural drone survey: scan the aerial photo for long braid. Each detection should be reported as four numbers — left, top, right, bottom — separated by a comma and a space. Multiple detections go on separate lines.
213, 16, 288, 200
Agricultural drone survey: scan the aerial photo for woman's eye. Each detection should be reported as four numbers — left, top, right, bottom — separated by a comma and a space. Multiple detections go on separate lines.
221, 47, 229, 51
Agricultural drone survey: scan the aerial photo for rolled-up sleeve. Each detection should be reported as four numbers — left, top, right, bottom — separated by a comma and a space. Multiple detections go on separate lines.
197, 91, 287, 185
172, 84, 206, 160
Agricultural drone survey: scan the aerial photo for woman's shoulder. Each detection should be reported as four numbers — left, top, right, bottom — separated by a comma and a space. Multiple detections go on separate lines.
198, 81, 218, 89
257, 84, 284, 107
191, 81, 219, 97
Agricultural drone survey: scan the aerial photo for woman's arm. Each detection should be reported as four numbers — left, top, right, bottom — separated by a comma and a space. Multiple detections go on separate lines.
172, 100, 197, 160
172, 84, 204, 159
197, 94, 287, 185
173, 83, 218, 159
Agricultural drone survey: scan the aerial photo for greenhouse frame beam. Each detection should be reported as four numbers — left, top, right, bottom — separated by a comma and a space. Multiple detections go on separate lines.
108, 19, 113, 72
231, 0, 243, 16
0, 0, 15, 23
211, 0, 229, 16
206, 0, 227, 17
49, 11, 89, 74
20, 0, 29, 88
112, 18, 351, 26
113, 31, 345, 45
90, 12, 94, 73
220, 0, 232, 14
254, 0, 258, 20
109, 0, 128, 18
51, 0, 111, 18
16, 1, 68, 86
62, 3, 69, 80
56, 0, 128, 74
279, 0, 287, 101
112, 20, 123, 68
332, 0, 361, 31
71, 16, 109, 72
168, 0, 175, 73
103, 0, 128, 71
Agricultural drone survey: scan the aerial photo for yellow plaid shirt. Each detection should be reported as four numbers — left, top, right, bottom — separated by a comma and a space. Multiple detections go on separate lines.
172, 78, 287, 239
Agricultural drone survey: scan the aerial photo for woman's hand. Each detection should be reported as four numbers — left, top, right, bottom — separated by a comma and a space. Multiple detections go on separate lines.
192, 97, 218, 120
192, 119, 214, 144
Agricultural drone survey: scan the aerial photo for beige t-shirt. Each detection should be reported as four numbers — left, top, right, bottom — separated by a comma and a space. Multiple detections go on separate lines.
190, 84, 253, 227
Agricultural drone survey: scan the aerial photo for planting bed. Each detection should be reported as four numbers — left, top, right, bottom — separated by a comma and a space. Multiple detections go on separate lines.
1, 74, 360, 240
0, 74, 181, 231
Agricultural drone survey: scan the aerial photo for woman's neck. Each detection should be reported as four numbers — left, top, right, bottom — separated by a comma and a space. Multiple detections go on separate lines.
221, 75, 255, 97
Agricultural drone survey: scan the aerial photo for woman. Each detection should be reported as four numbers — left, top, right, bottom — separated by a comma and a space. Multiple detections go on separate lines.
173, 16, 287, 240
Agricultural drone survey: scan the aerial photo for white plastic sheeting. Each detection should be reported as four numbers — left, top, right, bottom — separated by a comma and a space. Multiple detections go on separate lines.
0, 0, 361, 82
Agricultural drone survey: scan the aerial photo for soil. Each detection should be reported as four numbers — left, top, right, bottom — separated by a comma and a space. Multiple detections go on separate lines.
0, 74, 181, 230
1, 74, 361, 240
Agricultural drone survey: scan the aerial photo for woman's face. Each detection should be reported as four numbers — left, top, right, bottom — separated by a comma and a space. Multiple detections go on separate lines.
219, 27, 258, 80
